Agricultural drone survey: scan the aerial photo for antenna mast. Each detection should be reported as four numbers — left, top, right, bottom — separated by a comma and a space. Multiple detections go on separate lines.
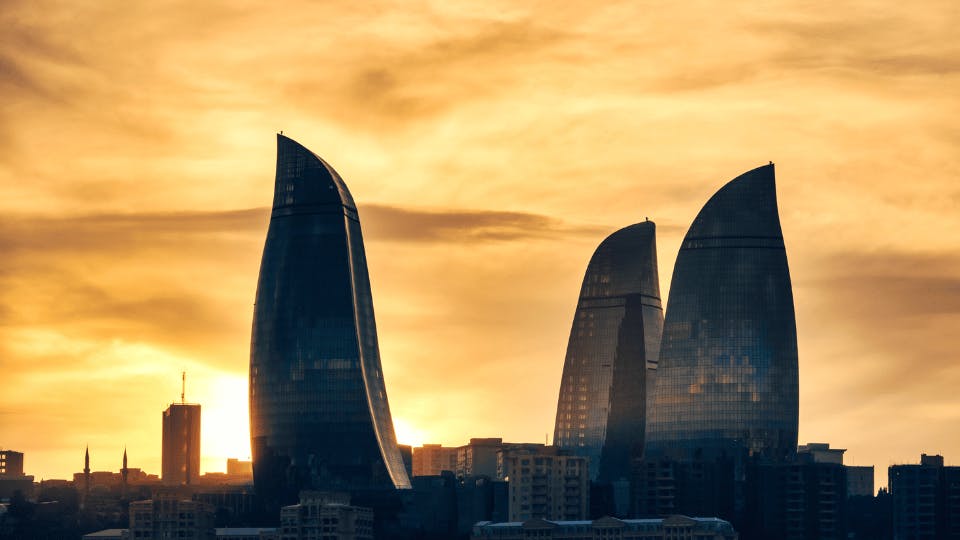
181, 371, 186, 404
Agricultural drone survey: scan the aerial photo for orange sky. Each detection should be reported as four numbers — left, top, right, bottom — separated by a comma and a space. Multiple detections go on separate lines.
1, 1, 958, 490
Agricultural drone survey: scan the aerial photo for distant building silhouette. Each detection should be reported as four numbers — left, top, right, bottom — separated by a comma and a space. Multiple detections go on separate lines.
249, 134, 411, 511
553, 221, 663, 484
0, 448, 33, 500
0, 450, 24, 477
847, 465, 875, 498
162, 402, 201, 485
889, 454, 960, 540
646, 163, 798, 461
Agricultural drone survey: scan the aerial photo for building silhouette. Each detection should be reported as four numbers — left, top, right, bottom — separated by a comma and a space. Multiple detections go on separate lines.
0, 448, 33, 501
249, 134, 411, 510
645, 163, 798, 461
553, 221, 663, 484
889, 454, 960, 540
162, 402, 201, 485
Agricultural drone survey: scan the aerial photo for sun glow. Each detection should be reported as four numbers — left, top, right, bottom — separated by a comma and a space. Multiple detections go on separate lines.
393, 417, 427, 448
199, 373, 251, 473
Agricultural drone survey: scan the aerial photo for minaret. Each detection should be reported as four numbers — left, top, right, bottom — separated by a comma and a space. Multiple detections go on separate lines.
82, 445, 91, 509
121, 447, 129, 497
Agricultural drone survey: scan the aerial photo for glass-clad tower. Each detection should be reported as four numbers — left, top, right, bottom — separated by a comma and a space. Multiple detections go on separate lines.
554, 221, 664, 482
645, 164, 798, 461
250, 135, 411, 510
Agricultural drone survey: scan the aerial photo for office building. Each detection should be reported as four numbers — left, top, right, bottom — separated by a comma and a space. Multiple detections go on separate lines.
249, 134, 411, 509
646, 163, 798, 461
553, 221, 664, 483
162, 402, 201, 485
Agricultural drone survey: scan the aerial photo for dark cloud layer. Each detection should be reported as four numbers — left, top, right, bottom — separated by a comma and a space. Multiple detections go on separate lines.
0, 204, 601, 256
800, 251, 960, 403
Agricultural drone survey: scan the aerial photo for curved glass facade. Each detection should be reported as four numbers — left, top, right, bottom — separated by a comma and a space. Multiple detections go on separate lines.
645, 164, 798, 461
554, 222, 664, 482
250, 135, 411, 509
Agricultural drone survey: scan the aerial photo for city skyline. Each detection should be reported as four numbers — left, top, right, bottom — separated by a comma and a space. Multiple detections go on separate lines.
1, 0, 958, 494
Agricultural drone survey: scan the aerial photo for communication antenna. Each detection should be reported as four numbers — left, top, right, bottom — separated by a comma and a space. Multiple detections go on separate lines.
181, 371, 186, 404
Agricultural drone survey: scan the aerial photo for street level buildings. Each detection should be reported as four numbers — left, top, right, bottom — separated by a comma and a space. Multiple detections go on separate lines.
472, 515, 739, 540
553, 221, 663, 483
129, 494, 215, 540
249, 134, 411, 510
279, 492, 373, 540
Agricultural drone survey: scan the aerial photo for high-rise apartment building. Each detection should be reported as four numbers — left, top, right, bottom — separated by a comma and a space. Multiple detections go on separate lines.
889, 454, 960, 540
553, 221, 663, 483
499, 445, 589, 522
646, 164, 798, 461
162, 402, 201, 485
457, 439, 504, 479
250, 134, 411, 510
412, 444, 458, 477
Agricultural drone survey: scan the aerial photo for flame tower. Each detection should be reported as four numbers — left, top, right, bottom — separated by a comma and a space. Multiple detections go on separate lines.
645, 164, 799, 461
553, 221, 663, 482
250, 135, 411, 510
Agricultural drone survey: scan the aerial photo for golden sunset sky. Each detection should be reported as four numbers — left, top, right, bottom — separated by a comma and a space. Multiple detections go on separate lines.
1, 1, 958, 490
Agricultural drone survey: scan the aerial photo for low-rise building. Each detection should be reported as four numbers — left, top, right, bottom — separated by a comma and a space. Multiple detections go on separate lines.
279, 492, 373, 540
129, 494, 215, 540
472, 515, 739, 539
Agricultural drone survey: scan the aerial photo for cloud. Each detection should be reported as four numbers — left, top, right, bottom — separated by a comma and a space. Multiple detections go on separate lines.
749, 12, 960, 77
361, 204, 606, 242
799, 250, 960, 403
280, 19, 573, 128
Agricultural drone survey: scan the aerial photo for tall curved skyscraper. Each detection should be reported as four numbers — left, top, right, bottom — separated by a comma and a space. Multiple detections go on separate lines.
645, 164, 798, 461
554, 221, 664, 482
250, 135, 411, 510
